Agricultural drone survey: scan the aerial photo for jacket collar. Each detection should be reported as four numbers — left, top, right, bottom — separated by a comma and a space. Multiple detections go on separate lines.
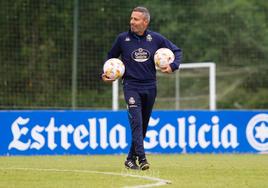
129, 29, 148, 38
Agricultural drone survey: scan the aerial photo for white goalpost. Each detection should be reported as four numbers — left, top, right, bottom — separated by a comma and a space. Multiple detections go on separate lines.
179, 62, 216, 110
112, 62, 216, 111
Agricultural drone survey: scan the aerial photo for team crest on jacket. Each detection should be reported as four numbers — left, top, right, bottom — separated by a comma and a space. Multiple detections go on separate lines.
131, 48, 151, 62
129, 97, 135, 104
146, 34, 152, 42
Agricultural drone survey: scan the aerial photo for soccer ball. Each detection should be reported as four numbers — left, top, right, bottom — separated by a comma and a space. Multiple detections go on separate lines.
103, 58, 125, 80
154, 48, 175, 69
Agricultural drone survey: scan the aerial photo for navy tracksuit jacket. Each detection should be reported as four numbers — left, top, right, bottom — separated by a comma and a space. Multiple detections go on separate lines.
106, 29, 182, 161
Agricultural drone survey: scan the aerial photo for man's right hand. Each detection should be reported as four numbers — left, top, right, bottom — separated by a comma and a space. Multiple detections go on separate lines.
102, 73, 116, 83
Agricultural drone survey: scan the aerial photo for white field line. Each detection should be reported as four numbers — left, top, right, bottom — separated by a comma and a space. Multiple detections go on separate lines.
0, 167, 171, 188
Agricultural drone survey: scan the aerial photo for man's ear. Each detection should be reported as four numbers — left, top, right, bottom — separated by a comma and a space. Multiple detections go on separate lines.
143, 18, 149, 26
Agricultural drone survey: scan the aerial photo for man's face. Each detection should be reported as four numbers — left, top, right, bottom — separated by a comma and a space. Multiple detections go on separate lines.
130, 11, 148, 35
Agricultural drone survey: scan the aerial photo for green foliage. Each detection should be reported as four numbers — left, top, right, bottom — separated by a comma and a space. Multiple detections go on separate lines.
0, 0, 268, 109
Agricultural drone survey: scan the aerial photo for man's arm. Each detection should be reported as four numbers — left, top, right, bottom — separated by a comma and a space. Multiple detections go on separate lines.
102, 35, 122, 82
106, 35, 122, 60
160, 37, 182, 73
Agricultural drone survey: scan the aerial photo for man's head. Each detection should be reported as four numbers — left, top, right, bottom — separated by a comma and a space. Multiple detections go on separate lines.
130, 6, 150, 36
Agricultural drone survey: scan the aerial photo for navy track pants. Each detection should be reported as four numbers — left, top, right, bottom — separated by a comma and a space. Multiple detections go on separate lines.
123, 87, 157, 161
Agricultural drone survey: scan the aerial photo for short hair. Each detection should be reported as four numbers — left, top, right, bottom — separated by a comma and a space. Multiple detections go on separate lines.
132, 6, 150, 23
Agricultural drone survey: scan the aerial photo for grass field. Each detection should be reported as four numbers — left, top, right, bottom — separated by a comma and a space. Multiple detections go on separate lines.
0, 154, 268, 188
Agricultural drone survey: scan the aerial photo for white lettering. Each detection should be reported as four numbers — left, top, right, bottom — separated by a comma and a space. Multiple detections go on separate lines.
178, 118, 187, 149
109, 124, 127, 149
221, 124, 239, 148
212, 116, 221, 148
8, 116, 129, 151
30, 125, 45, 150
99, 118, 109, 149
45, 118, 58, 150
159, 124, 177, 148
73, 124, 88, 150
188, 116, 198, 148
198, 124, 211, 148
88, 118, 98, 149
59, 124, 74, 150
145, 115, 239, 151
144, 130, 158, 149
8, 117, 31, 151
7, 114, 240, 153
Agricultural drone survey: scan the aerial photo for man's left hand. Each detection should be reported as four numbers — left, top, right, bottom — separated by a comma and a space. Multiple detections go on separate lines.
160, 64, 173, 73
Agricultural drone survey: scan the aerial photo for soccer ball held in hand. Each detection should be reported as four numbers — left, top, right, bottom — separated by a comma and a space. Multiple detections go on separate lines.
154, 48, 175, 69
103, 58, 125, 80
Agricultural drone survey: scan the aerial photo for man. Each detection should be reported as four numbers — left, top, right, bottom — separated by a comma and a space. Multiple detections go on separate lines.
102, 6, 182, 170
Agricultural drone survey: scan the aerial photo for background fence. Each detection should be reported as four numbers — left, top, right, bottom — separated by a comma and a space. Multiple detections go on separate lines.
1, 0, 268, 109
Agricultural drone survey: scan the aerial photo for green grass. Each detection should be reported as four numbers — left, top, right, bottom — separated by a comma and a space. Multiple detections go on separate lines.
0, 154, 268, 188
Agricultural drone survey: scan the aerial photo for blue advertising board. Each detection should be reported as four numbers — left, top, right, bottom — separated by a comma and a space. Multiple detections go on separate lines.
0, 110, 268, 155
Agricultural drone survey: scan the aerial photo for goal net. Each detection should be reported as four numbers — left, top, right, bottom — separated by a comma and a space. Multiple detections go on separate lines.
113, 62, 216, 110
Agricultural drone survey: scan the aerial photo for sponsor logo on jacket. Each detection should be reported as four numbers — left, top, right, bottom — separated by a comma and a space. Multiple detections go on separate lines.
131, 48, 150, 62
